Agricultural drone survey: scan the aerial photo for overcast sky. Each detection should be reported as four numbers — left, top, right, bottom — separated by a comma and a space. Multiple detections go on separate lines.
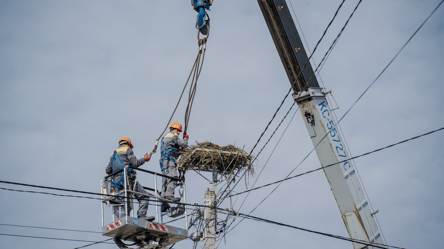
0, 0, 443, 248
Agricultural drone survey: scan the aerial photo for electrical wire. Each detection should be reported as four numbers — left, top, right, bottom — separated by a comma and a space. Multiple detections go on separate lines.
0, 223, 101, 234
0, 184, 209, 213
216, 106, 300, 247
0, 233, 114, 244
217, 103, 298, 202
247, 0, 346, 157
229, 126, 444, 197
74, 238, 114, 249
219, 106, 299, 208
0, 186, 104, 201
224, 211, 405, 249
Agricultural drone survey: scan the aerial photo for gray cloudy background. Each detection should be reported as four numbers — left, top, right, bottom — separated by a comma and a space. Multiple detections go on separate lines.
0, 0, 443, 248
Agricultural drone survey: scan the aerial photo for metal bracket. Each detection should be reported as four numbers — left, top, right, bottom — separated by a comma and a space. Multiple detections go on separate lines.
292, 87, 325, 103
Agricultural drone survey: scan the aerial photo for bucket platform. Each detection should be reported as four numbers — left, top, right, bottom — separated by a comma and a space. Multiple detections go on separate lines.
101, 167, 189, 248
102, 216, 187, 247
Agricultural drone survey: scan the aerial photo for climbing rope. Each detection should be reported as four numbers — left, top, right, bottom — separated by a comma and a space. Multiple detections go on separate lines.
150, 28, 209, 156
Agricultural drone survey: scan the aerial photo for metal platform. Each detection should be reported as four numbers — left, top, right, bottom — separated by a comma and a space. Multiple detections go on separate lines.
103, 216, 188, 247
101, 166, 189, 248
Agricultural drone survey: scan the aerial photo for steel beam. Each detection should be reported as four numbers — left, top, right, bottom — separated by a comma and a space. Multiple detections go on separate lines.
257, 0, 319, 93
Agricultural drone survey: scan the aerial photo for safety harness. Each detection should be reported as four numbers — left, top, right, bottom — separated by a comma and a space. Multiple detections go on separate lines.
110, 151, 134, 190
159, 139, 178, 172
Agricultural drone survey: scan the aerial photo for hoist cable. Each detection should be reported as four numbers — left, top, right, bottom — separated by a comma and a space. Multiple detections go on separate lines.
149, 52, 201, 155
184, 44, 207, 134
150, 37, 208, 155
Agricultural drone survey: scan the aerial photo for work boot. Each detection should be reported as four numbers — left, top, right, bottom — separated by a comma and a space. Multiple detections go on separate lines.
138, 216, 155, 221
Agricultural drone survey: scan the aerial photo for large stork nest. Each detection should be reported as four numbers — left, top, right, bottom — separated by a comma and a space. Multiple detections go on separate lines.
177, 142, 254, 178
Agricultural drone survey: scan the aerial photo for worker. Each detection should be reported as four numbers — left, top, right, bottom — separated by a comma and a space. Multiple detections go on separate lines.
106, 137, 155, 222
159, 122, 189, 203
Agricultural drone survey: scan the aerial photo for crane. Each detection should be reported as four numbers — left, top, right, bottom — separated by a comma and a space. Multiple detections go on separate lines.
257, 0, 385, 248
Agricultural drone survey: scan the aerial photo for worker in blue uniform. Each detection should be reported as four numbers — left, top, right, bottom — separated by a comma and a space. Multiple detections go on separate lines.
159, 122, 189, 203
106, 137, 155, 222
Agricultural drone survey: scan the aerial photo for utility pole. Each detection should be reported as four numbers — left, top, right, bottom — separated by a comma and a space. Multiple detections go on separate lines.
203, 167, 217, 249
257, 0, 385, 248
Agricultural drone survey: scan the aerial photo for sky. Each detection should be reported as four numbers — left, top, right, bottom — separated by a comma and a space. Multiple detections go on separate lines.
0, 0, 443, 248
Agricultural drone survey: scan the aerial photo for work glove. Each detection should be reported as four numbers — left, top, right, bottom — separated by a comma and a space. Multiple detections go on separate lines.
144, 153, 151, 162
183, 133, 189, 140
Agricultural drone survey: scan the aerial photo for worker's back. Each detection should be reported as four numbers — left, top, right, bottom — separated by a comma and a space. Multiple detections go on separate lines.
106, 145, 145, 180
161, 132, 188, 160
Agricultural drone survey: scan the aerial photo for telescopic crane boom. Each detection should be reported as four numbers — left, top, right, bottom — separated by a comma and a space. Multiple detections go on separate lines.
257, 0, 385, 248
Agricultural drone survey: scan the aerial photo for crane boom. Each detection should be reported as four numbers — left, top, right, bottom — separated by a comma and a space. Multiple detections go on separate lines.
257, 0, 385, 248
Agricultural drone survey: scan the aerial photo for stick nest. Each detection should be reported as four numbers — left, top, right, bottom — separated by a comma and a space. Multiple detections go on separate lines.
177, 142, 254, 177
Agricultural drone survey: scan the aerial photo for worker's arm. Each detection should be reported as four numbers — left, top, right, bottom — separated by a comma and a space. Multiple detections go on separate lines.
173, 134, 188, 148
127, 148, 146, 168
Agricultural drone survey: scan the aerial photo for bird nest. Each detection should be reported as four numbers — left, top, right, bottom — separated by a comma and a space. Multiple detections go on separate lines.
177, 142, 254, 178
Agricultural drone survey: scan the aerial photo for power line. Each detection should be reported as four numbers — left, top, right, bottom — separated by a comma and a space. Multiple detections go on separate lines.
0, 180, 111, 198
0, 233, 114, 244
0, 181, 227, 213
0, 186, 103, 201
229, 126, 444, 197
74, 238, 114, 249
217, 104, 298, 202
247, 0, 347, 161
227, 211, 405, 249
0, 223, 101, 234
219, 106, 299, 212
216, 106, 300, 248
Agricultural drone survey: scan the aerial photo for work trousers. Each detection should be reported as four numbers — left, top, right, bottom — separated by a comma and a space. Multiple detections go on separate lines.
113, 180, 151, 221
160, 159, 179, 198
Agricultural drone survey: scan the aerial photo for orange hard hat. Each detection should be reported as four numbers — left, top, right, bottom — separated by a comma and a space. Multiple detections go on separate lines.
169, 122, 182, 132
118, 137, 134, 149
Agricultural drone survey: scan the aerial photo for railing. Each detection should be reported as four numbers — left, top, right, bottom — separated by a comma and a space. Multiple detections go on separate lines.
101, 166, 188, 230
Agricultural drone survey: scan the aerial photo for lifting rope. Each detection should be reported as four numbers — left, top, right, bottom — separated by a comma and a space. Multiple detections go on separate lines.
149, 29, 209, 156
